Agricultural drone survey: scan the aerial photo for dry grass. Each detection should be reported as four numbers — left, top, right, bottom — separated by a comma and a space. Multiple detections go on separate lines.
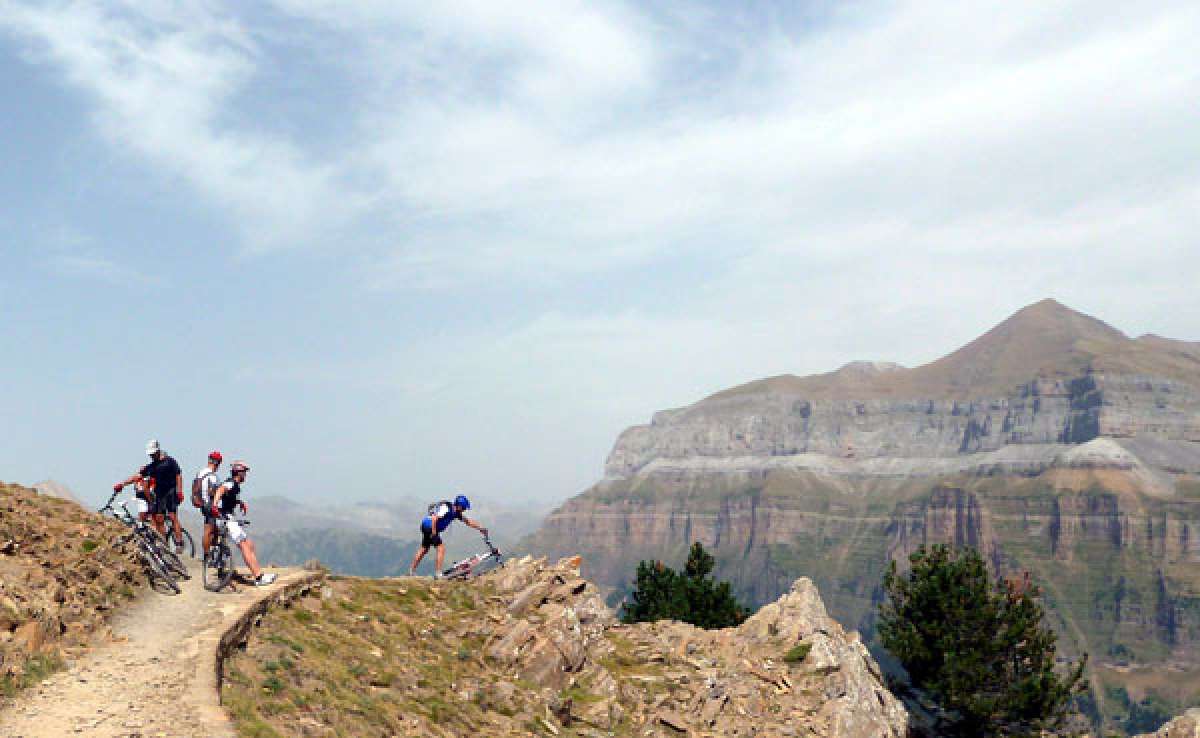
223, 578, 569, 737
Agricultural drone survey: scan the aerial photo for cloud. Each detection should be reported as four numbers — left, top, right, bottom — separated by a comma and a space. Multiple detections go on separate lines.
0, 0, 366, 251
3, 0, 1197, 294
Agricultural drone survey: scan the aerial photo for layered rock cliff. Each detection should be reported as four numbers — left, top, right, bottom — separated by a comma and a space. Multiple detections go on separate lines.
527, 299, 1200, 732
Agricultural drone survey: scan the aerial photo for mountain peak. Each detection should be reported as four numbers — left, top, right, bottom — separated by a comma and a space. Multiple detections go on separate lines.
914, 299, 1127, 393
1000, 298, 1127, 341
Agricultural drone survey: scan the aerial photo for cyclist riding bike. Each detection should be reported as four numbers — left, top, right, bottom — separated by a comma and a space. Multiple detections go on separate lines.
408, 494, 488, 577
114, 439, 186, 552
209, 460, 276, 586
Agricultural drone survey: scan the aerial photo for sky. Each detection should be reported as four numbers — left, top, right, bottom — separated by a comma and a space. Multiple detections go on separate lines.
1, 0, 1197, 509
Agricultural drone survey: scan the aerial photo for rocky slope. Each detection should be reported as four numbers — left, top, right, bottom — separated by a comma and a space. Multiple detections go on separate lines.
223, 555, 906, 737
0, 481, 143, 696
527, 299, 1200, 733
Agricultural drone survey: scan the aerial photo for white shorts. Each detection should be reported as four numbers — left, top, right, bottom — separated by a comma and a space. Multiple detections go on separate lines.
223, 519, 248, 545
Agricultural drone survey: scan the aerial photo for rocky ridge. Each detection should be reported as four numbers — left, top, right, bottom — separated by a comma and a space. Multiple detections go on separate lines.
223, 554, 906, 737
0, 482, 143, 695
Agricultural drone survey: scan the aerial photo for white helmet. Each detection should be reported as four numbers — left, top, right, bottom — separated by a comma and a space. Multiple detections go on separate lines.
145, 439, 161, 456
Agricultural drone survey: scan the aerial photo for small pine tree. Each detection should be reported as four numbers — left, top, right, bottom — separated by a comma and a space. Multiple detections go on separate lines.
878, 545, 1088, 737
621, 542, 748, 629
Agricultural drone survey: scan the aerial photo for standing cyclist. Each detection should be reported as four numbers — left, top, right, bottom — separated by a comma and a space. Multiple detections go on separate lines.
408, 494, 488, 577
193, 451, 223, 555
114, 439, 186, 552
209, 460, 276, 586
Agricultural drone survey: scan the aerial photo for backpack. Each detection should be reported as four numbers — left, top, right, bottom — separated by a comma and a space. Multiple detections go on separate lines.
426, 500, 452, 518
192, 470, 217, 509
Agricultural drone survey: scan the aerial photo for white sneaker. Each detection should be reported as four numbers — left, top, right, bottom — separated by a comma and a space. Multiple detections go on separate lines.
256, 572, 277, 586
433, 572, 443, 580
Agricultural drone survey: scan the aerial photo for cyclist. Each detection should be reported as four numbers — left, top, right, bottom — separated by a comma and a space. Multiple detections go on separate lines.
193, 450, 224, 555
408, 494, 488, 577
209, 460, 276, 586
114, 439, 185, 552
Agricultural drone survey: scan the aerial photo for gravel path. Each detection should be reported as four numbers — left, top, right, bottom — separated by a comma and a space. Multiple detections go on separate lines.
0, 558, 303, 738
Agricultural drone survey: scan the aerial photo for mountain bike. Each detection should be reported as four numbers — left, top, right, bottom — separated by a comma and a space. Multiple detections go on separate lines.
163, 515, 195, 559
441, 537, 502, 580
99, 489, 183, 595
204, 516, 249, 592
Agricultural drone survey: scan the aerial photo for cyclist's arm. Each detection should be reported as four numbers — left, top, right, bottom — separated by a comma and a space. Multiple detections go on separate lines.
175, 471, 184, 503
114, 472, 142, 490
462, 516, 488, 536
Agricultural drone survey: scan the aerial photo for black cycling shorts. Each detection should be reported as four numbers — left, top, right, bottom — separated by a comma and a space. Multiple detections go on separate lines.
420, 524, 443, 549
151, 490, 179, 515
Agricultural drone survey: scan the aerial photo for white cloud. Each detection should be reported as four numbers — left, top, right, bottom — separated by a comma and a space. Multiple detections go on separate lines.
0, 0, 366, 251
3, 0, 1196, 289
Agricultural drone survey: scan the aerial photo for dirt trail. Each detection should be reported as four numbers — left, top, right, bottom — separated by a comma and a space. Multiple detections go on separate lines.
0, 559, 311, 738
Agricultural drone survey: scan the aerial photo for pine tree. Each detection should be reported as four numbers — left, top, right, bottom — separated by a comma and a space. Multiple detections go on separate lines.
878, 545, 1088, 737
620, 542, 748, 628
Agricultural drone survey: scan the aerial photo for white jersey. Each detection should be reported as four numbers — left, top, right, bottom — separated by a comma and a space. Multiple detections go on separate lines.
194, 468, 222, 506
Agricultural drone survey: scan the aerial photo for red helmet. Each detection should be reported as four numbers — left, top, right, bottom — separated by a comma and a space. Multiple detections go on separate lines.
208, 450, 223, 462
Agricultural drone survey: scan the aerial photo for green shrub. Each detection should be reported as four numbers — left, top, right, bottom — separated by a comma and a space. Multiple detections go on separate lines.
878, 545, 1088, 736
620, 542, 748, 629
783, 642, 811, 664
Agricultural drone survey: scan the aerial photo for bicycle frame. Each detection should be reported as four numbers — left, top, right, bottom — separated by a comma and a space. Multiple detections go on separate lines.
442, 538, 502, 579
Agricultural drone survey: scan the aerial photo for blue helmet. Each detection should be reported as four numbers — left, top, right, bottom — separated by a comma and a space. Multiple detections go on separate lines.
454, 494, 471, 510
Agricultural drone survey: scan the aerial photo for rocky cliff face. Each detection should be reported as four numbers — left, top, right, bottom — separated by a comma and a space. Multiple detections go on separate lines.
528, 299, 1200, 733
223, 554, 907, 737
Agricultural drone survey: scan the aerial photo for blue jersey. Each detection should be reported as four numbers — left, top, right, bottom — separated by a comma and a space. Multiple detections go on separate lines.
422, 502, 461, 533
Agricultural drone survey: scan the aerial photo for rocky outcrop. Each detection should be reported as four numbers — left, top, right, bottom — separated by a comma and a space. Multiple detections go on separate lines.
222, 555, 908, 737
0, 482, 143, 691
487, 556, 907, 737
1136, 709, 1200, 738
526, 300, 1200, 732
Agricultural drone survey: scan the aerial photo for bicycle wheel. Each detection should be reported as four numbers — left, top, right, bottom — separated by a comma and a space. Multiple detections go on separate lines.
203, 543, 233, 592
167, 526, 195, 559
136, 535, 180, 594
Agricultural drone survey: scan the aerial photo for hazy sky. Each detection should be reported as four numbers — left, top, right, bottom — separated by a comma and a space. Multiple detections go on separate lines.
1, 0, 1197, 508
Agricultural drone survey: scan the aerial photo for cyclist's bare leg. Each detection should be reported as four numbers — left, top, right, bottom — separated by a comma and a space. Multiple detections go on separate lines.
237, 539, 263, 579
152, 513, 167, 538
435, 543, 446, 573
409, 545, 429, 574
167, 511, 183, 545
202, 522, 214, 554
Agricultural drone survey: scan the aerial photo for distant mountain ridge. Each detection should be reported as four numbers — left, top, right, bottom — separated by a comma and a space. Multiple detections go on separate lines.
528, 299, 1200, 734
